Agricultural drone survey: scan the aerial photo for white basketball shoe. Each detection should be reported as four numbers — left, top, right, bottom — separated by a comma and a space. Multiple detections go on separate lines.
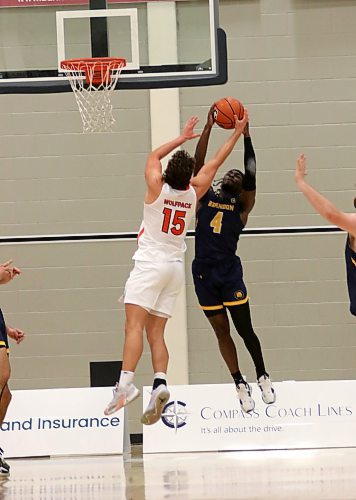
257, 374, 276, 404
104, 382, 140, 416
0, 447, 9, 476
236, 382, 255, 413
141, 384, 170, 425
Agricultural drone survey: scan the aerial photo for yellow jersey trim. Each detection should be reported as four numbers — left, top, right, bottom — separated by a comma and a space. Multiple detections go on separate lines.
223, 296, 249, 306
0, 341, 9, 354
352, 257, 356, 267
199, 304, 224, 311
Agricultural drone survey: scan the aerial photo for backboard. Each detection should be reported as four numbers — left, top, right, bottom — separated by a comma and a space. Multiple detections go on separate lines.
0, 0, 227, 93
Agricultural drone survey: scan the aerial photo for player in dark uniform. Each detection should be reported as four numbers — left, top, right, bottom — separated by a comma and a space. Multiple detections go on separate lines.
192, 106, 275, 413
345, 231, 356, 316
295, 154, 356, 316
0, 260, 24, 475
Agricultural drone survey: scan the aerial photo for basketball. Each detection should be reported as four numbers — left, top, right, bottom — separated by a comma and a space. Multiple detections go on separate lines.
213, 97, 244, 129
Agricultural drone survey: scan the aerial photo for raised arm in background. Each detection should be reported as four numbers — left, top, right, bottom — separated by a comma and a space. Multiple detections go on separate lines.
295, 154, 356, 245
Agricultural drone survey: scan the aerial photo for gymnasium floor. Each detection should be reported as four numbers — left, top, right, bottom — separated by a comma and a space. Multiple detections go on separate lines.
2, 446, 356, 499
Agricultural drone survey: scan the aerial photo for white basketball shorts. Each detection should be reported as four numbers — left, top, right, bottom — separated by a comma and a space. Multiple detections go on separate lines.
122, 260, 184, 318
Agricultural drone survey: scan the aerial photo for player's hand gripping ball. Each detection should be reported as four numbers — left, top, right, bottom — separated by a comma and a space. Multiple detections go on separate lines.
213, 97, 245, 129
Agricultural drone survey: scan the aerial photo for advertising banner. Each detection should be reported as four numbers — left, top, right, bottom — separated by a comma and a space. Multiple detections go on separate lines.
0, 0, 88, 6
1, 387, 125, 458
0, 0, 157, 7
142, 380, 356, 453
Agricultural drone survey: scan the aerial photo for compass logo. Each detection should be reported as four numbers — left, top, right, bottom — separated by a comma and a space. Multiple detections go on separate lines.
161, 400, 189, 432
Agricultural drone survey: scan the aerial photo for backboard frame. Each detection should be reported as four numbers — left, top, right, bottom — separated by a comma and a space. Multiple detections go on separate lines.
0, 0, 228, 93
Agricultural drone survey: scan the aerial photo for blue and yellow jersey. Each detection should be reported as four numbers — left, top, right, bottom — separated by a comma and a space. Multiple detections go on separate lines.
345, 236, 356, 316
195, 188, 244, 263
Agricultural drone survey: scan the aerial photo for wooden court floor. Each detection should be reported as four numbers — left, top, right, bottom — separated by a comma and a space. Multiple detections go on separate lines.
1, 446, 356, 499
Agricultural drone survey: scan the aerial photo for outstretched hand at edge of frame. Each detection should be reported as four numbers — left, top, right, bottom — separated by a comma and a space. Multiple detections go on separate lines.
295, 153, 308, 185
7, 326, 25, 345
0, 260, 21, 285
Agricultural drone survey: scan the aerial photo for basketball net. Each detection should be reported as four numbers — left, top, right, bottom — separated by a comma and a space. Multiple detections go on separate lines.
60, 58, 126, 133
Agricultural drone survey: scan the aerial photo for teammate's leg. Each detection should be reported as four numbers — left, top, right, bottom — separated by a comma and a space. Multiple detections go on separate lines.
141, 313, 170, 425
0, 348, 11, 474
0, 384, 11, 425
228, 302, 276, 404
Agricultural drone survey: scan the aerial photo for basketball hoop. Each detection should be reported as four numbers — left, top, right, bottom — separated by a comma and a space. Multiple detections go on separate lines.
60, 57, 126, 133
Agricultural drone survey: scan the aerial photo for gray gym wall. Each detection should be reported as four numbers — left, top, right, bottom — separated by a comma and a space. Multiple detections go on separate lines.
0, 0, 355, 436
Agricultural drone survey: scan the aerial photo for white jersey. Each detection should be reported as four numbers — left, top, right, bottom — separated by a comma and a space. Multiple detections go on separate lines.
133, 183, 197, 262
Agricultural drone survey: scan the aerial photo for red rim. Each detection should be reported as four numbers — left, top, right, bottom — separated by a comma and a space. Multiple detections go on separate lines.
60, 57, 126, 85
61, 57, 126, 70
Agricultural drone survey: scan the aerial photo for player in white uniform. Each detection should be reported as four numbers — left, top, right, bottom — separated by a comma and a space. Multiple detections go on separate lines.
105, 111, 249, 424
125, 182, 196, 319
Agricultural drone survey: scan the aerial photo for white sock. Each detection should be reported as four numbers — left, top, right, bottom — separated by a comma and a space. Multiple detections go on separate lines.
154, 372, 167, 381
119, 370, 134, 387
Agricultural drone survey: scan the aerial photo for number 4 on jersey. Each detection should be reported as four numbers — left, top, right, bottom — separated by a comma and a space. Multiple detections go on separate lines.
210, 211, 223, 234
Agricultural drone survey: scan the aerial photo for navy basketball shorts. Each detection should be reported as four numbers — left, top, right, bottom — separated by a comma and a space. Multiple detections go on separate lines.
0, 309, 9, 353
192, 256, 249, 312
347, 268, 356, 316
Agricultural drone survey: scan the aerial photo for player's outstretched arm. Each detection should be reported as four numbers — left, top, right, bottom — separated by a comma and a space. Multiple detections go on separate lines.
240, 122, 256, 217
7, 326, 25, 345
295, 154, 356, 237
194, 104, 215, 176
0, 260, 21, 285
191, 109, 248, 200
144, 116, 200, 197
